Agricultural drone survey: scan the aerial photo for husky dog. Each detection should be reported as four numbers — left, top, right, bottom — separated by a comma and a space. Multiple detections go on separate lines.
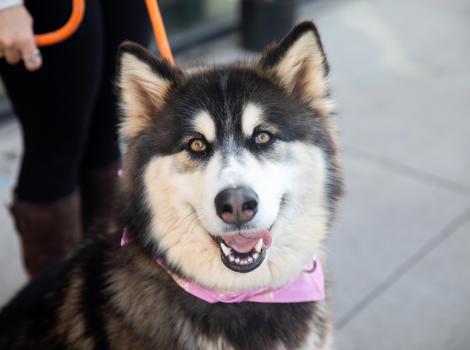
0, 21, 342, 349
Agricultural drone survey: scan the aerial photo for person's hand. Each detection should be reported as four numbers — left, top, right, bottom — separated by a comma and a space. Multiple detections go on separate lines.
0, 5, 42, 71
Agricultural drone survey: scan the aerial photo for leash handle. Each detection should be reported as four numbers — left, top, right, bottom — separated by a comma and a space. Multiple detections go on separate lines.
34, 0, 85, 47
145, 0, 174, 65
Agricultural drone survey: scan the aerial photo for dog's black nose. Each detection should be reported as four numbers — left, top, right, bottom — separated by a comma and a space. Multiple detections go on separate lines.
215, 187, 258, 225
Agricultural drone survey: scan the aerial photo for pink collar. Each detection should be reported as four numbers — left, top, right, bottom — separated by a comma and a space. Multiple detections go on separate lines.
121, 228, 325, 304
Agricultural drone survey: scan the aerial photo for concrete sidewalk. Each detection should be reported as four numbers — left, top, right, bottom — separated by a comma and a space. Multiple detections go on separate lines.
1, 0, 469, 348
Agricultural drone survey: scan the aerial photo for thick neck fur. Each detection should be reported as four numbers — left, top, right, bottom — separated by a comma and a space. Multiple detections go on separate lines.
106, 239, 331, 350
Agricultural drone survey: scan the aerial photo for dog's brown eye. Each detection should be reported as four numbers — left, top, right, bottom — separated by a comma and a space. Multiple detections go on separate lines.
254, 132, 272, 145
189, 139, 207, 153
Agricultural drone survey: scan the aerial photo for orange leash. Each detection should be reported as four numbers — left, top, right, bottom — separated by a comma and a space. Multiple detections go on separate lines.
34, 0, 85, 47
145, 0, 174, 64
33, 0, 174, 64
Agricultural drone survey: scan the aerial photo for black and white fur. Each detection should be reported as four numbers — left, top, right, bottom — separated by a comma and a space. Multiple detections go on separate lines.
0, 21, 342, 350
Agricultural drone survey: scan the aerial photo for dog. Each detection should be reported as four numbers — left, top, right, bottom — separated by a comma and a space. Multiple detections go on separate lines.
0, 21, 342, 349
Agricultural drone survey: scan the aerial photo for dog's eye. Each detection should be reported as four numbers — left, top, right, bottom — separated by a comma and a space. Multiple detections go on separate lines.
254, 131, 273, 145
189, 139, 207, 153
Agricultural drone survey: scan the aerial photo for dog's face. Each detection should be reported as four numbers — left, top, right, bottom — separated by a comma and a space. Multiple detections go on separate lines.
118, 22, 342, 291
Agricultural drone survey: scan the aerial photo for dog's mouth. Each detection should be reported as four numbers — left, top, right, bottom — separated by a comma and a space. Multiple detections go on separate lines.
213, 230, 272, 273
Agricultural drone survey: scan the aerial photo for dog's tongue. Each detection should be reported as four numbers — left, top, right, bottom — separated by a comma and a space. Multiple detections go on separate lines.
223, 230, 272, 253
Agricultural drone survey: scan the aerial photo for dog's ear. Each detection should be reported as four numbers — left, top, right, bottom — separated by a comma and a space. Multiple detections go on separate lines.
259, 21, 329, 105
117, 42, 183, 139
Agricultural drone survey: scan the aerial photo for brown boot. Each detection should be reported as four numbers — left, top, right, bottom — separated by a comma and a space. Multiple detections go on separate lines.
9, 190, 83, 278
80, 161, 121, 235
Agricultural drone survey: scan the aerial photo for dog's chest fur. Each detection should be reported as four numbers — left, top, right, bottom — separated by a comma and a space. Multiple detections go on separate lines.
0, 238, 331, 350
107, 242, 332, 350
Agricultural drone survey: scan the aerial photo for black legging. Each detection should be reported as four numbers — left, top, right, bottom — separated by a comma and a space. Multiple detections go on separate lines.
0, 0, 150, 202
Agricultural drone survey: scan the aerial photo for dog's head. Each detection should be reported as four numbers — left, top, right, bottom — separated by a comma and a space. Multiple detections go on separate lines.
117, 21, 342, 291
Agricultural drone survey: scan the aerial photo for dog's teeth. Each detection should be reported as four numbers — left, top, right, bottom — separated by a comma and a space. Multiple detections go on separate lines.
248, 257, 253, 264
253, 252, 259, 260
235, 257, 240, 264
229, 256, 235, 262
255, 239, 263, 253
220, 242, 231, 256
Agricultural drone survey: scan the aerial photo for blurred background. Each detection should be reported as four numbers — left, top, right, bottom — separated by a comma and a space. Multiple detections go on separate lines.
1, 0, 469, 349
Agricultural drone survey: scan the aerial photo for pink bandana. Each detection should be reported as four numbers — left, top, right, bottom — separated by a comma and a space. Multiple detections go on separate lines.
121, 228, 325, 304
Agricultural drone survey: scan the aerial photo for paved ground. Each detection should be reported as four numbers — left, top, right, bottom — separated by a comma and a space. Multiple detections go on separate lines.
1, 0, 469, 348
